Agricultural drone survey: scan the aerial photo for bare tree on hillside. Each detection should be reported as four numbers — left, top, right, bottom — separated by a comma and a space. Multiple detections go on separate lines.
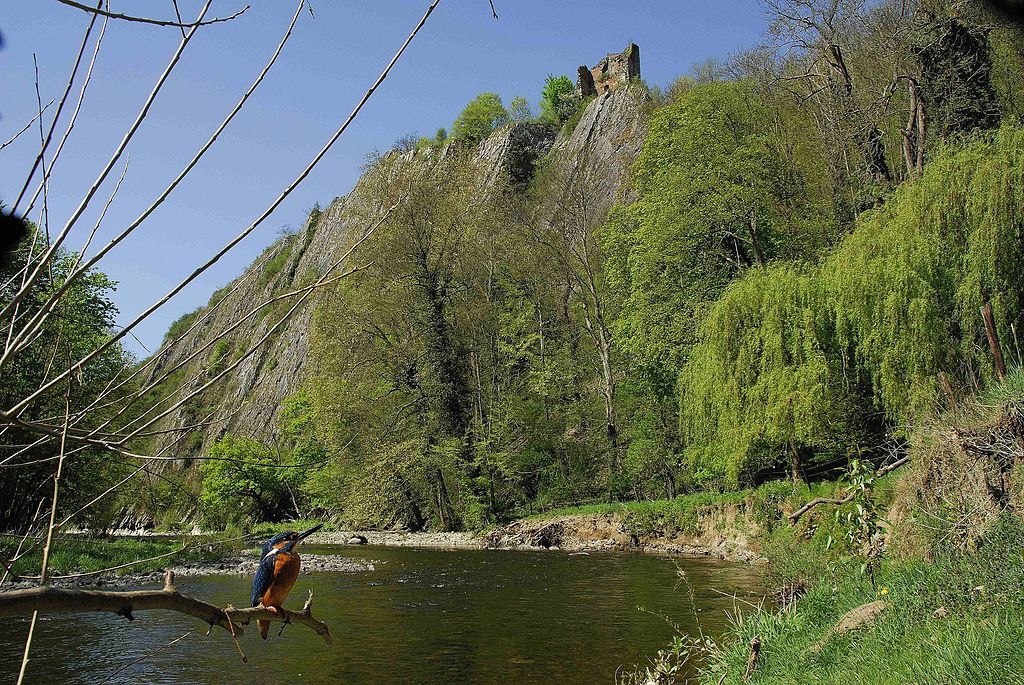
759, 0, 920, 197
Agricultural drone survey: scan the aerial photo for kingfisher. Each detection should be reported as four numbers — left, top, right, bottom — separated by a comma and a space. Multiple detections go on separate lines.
250, 523, 324, 639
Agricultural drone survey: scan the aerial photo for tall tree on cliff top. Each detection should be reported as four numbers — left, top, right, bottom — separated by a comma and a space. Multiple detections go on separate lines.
452, 93, 510, 144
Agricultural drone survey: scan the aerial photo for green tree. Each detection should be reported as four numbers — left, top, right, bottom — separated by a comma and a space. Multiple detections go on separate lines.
451, 93, 509, 144
677, 125, 1024, 486
199, 435, 302, 526
0, 224, 132, 531
309, 152, 503, 529
508, 95, 533, 123
539, 74, 577, 126
602, 81, 814, 396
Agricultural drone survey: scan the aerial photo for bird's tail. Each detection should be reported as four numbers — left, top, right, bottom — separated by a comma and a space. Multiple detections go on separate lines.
259, 619, 270, 640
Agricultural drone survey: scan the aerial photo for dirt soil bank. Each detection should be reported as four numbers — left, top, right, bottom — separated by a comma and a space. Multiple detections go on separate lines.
484, 511, 763, 562
313, 504, 762, 561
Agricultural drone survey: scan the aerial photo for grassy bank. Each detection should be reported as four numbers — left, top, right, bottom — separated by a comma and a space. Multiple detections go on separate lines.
614, 371, 1024, 684
1, 534, 242, 580
703, 515, 1024, 684
523, 477, 897, 556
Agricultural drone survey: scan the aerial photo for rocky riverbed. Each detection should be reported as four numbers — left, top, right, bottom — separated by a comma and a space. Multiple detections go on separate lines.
310, 530, 485, 549
2, 553, 374, 591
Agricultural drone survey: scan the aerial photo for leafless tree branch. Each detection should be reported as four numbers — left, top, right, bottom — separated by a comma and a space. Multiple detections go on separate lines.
0, 570, 333, 643
54, 0, 250, 28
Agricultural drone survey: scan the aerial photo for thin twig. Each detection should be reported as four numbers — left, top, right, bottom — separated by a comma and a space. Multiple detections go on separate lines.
0, 101, 54, 152
788, 455, 910, 522
54, 0, 249, 28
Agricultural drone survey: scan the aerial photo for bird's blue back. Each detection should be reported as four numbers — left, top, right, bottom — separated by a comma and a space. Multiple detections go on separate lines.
251, 550, 279, 607
251, 532, 293, 607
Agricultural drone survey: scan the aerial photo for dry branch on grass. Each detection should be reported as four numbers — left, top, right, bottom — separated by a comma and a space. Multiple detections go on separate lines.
0, 571, 333, 644
787, 455, 911, 523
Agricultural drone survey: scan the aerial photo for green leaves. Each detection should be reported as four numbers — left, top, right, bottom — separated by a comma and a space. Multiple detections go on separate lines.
451, 92, 509, 144
538, 74, 576, 126
0, 224, 131, 531
676, 126, 1024, 486
602, 81, 816, 397
199, 435, 302, 526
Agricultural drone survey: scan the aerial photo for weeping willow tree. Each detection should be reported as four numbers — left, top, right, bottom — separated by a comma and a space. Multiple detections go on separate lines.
679, 125, 1024, 487
824, 125, 1024, 419
679, 267, 871, 487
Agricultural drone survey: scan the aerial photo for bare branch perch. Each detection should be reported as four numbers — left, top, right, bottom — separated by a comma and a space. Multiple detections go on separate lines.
787, 455, 910, 522
0, 571, 333, 644
54, 1, 250, 28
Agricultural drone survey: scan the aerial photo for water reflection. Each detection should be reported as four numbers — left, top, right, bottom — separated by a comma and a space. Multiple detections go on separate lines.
1, 546, 766, 684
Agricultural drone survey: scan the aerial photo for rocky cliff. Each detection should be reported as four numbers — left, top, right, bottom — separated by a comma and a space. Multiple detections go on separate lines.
143, 84, 648, 458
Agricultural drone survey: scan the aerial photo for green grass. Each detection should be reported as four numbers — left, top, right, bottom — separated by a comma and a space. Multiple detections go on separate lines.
257, 240, 294, 287
1, 535, 241, 580
527, 480, 809, 538
163, 307, 202, 344
694, 514, 1024, 684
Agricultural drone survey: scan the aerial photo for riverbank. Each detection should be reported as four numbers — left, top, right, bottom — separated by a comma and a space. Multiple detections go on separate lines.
484, 481, 811, 562
484, 510, 764, 561
311, 529, 485, 549
311, 494, 772, 560
616, 375, 1024, 684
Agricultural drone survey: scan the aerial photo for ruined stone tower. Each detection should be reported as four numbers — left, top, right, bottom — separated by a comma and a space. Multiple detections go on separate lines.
576, 43, 641, 98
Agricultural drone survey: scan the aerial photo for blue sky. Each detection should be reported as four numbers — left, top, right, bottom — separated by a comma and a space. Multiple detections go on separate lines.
0, 1, 768, 357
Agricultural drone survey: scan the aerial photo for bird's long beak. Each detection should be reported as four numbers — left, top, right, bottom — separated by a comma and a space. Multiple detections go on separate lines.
282, 523, 324, 554
296, 523, 324, 542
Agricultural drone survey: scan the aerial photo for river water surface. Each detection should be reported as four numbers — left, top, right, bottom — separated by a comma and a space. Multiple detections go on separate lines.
2, 545, 766, 684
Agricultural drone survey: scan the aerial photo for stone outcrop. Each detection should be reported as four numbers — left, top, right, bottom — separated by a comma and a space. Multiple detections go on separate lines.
553, 85, 649, 208
576, 65, 597, 98
476, 121, 557, 189
144, 56, 649, 467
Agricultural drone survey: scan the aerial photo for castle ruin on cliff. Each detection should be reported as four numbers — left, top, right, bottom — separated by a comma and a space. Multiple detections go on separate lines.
576, 43, 641, 99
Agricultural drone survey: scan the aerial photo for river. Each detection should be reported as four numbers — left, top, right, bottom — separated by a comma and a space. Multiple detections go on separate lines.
1, 545, 767, 684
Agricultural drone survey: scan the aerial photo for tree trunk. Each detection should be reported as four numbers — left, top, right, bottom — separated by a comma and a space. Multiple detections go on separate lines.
789, 444, 805, 484
981, 302, 1007, 381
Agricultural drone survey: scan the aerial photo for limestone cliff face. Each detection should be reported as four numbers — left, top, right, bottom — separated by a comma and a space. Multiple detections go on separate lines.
554, 87, 647, 208
145, 85, 648, 456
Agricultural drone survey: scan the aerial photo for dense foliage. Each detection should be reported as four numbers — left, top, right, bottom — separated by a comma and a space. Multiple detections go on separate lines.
679, 127, 1024, 485
0, 226, 132, 531
538, 74, 577, 125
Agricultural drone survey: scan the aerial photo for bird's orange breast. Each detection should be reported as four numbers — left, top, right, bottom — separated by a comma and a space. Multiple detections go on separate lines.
261, 551, 301, 608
